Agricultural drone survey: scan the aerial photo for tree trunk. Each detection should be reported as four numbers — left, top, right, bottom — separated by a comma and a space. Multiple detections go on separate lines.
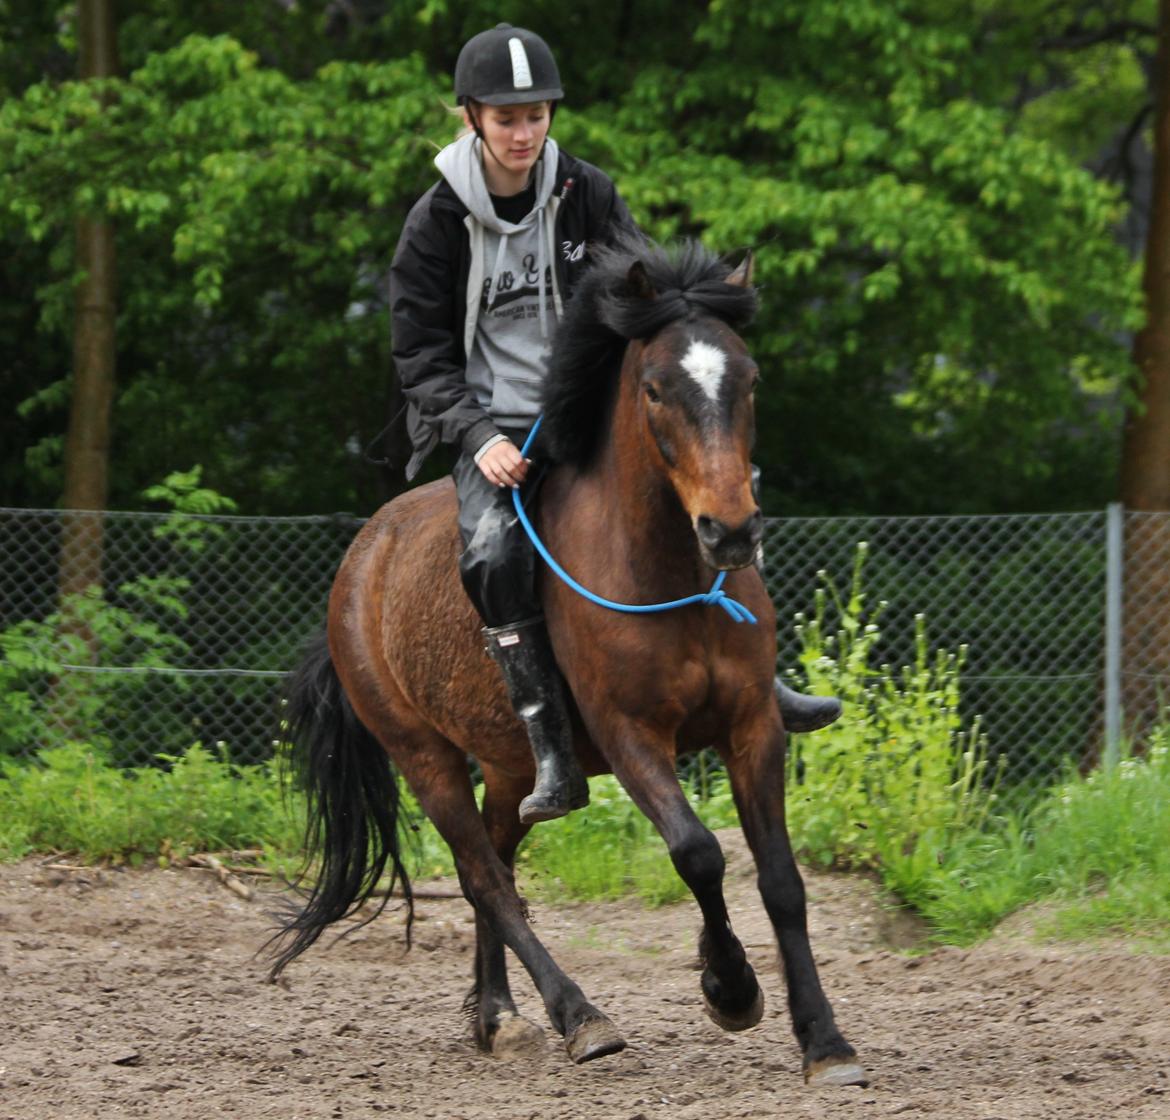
60, 218, 117, 602
1119, 0, 1170, 745
59, 0, 120, 637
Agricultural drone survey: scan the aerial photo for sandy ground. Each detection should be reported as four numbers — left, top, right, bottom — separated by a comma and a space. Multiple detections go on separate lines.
1, 830, 1168, 1120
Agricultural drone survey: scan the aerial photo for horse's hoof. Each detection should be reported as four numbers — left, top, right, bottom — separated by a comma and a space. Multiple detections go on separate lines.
702, 985, 764, 1032
805, 1057, 870, 1088
565, 1015, 626, 1064
490, 1012, 546, 1060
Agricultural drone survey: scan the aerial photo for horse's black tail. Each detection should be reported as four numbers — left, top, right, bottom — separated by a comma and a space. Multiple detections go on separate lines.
267, 630, 413, 980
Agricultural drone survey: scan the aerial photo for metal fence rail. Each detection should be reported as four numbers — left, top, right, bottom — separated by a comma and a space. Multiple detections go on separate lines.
2, 505, 1167, 795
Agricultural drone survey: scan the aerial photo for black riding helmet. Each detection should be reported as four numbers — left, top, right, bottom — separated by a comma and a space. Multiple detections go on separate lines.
454, 23, 564, 106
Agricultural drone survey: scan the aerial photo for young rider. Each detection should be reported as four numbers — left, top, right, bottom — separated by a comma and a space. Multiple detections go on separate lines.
389, 24, 838, 825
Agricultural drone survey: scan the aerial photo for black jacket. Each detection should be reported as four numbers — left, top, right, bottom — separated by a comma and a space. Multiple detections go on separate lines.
389, 147, 635, 479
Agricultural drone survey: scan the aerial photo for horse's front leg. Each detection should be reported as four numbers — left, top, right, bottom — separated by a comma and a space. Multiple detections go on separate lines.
600, 721, 764, 1032
725, 705, 868, 1087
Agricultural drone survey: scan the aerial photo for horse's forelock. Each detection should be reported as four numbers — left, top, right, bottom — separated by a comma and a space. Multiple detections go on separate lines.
541, 238, 757, 466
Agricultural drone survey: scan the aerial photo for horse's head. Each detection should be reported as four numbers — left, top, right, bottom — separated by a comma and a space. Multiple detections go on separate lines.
542, 238, 762, 570
625, 255, 760, 570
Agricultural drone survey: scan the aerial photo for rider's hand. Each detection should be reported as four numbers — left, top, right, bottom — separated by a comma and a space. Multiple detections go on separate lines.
478, 440, 530, 489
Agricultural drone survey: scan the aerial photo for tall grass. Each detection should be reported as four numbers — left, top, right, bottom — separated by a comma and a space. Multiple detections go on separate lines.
787, 544, 1000, 895
922, 732, 1170, 947
5, 730, 1169, 952
0, 740, 466, 882
783, 548, 1170, 948
0, 742, 302, 864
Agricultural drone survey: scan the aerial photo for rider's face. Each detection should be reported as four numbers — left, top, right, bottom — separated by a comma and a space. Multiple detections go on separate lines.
468, 101, 551, 183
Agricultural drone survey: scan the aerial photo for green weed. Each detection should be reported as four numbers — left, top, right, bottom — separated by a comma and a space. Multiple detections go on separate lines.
902, 731, 1170, 946
0, 742, 300, 863
787, 543, 999, 885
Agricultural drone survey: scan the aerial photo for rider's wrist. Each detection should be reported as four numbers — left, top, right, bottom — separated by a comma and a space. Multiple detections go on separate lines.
464, 417, 502, 459
473, 433, 510, 464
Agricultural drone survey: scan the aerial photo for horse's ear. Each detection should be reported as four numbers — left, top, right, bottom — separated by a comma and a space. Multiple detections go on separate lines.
627, 260, 657, 300
726, 251, 755, 289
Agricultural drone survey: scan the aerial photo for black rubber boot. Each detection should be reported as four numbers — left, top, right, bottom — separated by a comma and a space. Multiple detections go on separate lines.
483, 617, 590, 824
775, 679, 843, 733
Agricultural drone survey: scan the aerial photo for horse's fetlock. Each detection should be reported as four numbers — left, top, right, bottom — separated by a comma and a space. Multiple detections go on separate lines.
703, 960, 757, 1008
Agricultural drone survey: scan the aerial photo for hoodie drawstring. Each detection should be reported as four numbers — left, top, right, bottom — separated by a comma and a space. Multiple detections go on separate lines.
545, 195, 564, 321
536, 208, 548, 337
486, 232, 510, 312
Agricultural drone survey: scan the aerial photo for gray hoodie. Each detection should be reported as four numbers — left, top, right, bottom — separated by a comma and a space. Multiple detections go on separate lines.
433, 132, 565, 431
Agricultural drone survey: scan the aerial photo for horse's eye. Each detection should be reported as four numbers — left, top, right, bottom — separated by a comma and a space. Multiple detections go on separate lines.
749, 373, 760, 391
645, 383, 661, 404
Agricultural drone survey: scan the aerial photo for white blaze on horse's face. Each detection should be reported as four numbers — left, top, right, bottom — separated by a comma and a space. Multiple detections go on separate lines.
680, 339, 728, 407
640, 321, 762, 571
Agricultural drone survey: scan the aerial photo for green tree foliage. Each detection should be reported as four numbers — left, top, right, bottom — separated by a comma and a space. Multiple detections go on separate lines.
2, 29, 448, 512
0, 1, 1149, 515
601, 1, 1144, 513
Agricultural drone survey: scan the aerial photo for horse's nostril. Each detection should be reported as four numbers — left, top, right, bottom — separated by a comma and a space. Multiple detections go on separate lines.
696, 515, 724, 547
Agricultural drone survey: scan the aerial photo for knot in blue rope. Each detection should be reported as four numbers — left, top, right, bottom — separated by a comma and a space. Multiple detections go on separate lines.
698, 575, 758, 624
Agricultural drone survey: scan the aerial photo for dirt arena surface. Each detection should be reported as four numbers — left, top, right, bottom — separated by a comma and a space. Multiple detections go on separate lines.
2, 830, 1168, 1120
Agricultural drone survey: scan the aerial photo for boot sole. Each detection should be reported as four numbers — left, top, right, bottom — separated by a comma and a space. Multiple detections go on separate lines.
518, 793, 590, 824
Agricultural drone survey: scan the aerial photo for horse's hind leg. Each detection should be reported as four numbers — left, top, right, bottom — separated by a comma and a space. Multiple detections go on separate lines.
724, 718, 867, 1087
396, 743, 625, 1064
463, 765, 544, 1058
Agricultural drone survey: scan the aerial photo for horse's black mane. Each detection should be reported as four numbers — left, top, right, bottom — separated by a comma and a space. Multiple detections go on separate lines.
540, 236, 758, 466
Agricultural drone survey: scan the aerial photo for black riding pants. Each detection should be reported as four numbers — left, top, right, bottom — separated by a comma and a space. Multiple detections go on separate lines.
453, 429, 544, 628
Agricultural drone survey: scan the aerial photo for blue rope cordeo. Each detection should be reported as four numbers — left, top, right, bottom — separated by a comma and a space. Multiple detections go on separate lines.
511, 418, 757, 624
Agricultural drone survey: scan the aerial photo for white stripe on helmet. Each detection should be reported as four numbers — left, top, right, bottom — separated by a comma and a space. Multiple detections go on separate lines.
508, 38, 533, 89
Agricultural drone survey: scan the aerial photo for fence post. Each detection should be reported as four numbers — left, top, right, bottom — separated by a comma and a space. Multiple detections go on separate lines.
1103, 502, 1123, 769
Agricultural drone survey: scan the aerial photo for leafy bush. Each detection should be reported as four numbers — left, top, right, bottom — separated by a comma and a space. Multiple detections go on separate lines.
0, 468, 235, 763
786, 543, 999, 895
0, 582, 191, 760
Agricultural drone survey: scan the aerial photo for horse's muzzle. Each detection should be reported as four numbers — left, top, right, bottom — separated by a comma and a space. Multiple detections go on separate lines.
695, 510, 763, 570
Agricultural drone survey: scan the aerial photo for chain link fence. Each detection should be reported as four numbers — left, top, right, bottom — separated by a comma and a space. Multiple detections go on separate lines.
2, 505, 1168, 800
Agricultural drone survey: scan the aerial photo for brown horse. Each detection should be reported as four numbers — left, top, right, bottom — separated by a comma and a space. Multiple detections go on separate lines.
270, 239, 866, 1087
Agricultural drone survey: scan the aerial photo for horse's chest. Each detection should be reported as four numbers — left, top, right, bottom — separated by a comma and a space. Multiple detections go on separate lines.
677, 708, 727, 754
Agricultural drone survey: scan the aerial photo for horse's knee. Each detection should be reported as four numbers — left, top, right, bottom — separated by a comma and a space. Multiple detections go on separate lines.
668, 826, 724, 892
